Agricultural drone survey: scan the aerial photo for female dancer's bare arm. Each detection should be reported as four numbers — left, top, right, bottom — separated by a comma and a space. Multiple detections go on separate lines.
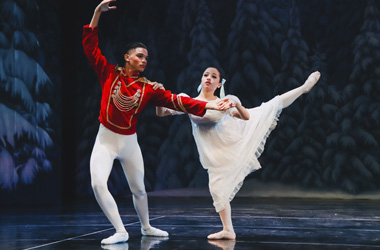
232, 103, 250, 120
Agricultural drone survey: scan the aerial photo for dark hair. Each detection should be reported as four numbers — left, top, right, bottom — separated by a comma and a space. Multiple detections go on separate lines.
123, 42, 148, 55
204, 66, 225, 82
115, 42, 149, 74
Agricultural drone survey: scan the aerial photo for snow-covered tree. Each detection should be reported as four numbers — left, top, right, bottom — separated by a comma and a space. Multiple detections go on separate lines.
322, 0, 380, 193
225, 0, 278, 107
0, 0, 54, 190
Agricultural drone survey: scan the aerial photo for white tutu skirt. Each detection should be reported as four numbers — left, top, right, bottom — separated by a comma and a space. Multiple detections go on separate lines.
190, 96, 283, 212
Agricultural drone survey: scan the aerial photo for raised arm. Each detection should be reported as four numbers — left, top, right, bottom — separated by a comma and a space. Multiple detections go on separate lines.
89, 0, 117, 28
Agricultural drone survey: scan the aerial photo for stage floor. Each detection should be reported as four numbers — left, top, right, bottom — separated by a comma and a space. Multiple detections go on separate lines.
1, 197, 380, 249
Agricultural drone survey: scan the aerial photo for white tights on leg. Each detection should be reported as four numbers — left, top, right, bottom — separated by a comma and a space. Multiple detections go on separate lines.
279, 71, 320, 108
91, 125, 168, 244
119, 139, 167, 237
90, 135, 126, 234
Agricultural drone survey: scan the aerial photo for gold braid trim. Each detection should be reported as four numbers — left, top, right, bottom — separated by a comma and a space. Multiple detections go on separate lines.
106, 75, 146, 130
114, 65, 123, 74
177, 95, 187, 113
171, 94, 178, 110
138, 77, 150, 84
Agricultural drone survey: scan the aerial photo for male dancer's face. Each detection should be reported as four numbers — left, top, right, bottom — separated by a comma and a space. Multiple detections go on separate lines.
125, 47, 148, 73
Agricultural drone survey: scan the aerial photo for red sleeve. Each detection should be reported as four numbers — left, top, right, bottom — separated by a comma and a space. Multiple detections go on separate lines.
149, 88, 207, 117
82, 25, 113, 87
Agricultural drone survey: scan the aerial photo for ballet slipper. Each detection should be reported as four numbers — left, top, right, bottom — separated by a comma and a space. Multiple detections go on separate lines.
207, 230, 236, 240
141, 226, 169, 237
303, 71, 321, 93
101, 232, 129, 245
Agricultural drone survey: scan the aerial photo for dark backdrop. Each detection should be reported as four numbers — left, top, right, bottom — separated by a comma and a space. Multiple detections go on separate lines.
1, 0, 380, 206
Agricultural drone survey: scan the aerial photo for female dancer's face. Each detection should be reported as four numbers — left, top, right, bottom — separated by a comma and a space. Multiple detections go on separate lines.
124, 47, 148, 73
201, 67, 221, 93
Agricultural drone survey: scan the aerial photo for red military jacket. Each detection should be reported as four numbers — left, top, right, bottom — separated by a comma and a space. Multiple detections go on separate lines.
83, 25, 207, 135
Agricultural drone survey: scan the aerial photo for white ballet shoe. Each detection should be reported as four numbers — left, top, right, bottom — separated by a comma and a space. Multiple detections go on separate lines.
207, 230, 236, 240
303, 71, 321, 93
101, 232, 129, 245
141, 226, 169, 237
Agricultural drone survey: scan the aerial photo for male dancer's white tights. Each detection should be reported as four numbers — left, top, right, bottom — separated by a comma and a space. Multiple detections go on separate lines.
90, 124, 168, 244
91, 124, 148, 232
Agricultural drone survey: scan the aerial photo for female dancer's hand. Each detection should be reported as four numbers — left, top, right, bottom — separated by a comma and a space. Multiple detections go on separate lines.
95, 0, 117, 13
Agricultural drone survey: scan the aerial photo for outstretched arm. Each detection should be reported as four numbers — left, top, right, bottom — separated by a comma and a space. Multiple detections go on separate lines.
157, 99, 233, 117
89, 0, 117, 28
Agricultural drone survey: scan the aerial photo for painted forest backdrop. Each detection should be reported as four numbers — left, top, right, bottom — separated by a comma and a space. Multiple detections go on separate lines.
1, 0, 380, 204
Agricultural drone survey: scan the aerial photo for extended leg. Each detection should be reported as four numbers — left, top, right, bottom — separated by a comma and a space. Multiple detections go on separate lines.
208, 202, 236, 240
279, 71, 320, 108
90, 131, 129, 244
120, 134, 168, 237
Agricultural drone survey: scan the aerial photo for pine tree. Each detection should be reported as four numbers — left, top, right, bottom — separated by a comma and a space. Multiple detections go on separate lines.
296, 0, 365, 90
224, 0, 277, 108
287, 51, 339, 188
323, 0, 380, 193
0, 0, 54, 190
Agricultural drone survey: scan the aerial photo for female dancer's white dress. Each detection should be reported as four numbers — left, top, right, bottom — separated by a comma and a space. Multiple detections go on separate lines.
166, 94, 283, 212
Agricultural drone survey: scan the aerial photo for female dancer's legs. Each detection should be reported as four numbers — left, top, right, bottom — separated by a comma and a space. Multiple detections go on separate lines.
208, 202, 236, 240
279, 71, 320, 108
207, 71, 320, 240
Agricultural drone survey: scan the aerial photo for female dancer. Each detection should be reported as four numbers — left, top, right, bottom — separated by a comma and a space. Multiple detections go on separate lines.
157, 67, 320, 240
83, 1, 231, 245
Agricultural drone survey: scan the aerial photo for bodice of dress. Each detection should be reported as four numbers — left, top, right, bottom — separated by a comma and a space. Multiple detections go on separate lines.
189, 109, 228, 125
189, 97, 237, 125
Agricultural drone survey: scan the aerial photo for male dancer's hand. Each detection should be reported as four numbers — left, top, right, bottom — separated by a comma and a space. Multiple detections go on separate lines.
206, 99, 233, 110
151, 82, 165, 90
218, 98, 233, 110
90, 0, 117, 28
95, 0, 117, 13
